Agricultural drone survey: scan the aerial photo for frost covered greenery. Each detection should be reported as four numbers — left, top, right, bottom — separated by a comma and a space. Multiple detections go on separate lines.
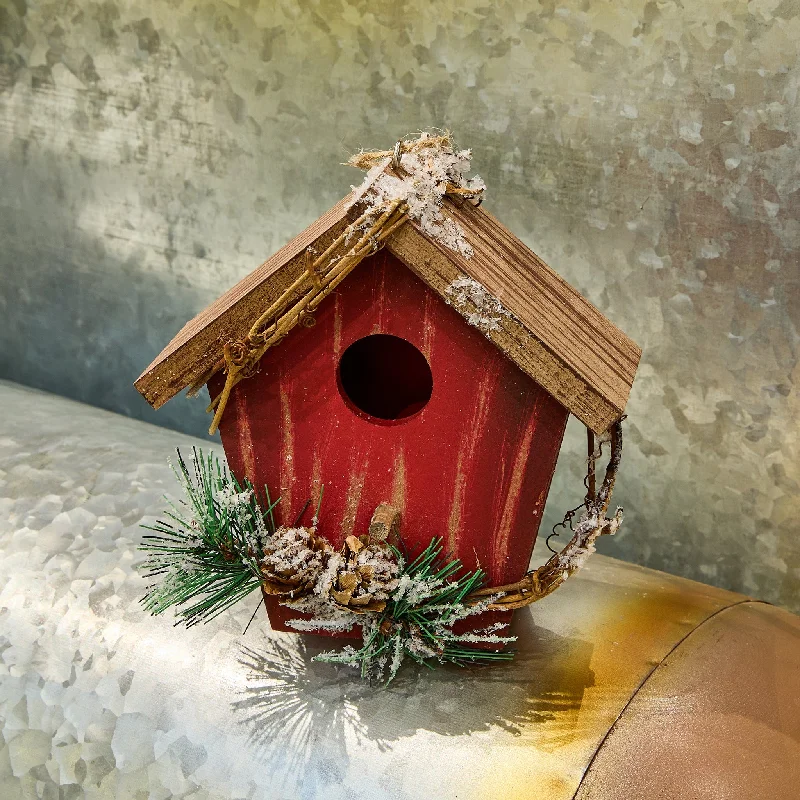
140, 449, 515, 682
303, 538, 515, 684
139, 448, 278, 626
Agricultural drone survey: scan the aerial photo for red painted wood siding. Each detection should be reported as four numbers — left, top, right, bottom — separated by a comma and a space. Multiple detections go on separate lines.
213, 251, 568, 633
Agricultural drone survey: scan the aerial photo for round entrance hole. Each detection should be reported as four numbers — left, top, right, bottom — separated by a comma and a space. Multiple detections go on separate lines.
338, 334, 433, 421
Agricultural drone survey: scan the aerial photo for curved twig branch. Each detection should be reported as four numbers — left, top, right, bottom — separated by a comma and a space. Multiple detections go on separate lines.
468, 420, 624, 610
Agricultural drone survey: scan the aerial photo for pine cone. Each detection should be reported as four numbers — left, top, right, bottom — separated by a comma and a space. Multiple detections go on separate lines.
328, 534, 399, 613
260, 526, 332, 597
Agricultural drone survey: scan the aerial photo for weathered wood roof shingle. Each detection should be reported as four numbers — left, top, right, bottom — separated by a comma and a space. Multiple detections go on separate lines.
135, 193, 640, 433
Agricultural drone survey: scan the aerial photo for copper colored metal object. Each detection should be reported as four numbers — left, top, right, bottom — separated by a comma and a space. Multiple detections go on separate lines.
576, 601, 800, 799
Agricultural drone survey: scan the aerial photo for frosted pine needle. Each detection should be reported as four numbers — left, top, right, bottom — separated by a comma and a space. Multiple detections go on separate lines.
140, 451, 516, 684
139, 448, 277, 626
311, 538, 516, 684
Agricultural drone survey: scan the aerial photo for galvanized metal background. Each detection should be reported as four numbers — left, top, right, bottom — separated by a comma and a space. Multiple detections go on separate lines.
0, 0, 798, 609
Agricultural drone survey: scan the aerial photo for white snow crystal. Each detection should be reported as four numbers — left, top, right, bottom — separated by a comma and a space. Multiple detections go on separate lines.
260, 526, 328, 587
549, 508, 624, 582
314, 552, 343, 597
388, 634, 405, 680
348, 132, 485, 257
445, 276, 510, 334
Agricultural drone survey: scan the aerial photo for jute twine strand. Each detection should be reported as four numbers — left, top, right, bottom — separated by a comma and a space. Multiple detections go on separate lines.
194, 133, 484, 435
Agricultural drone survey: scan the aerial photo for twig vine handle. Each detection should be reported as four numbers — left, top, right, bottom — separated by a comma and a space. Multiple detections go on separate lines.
468, 420, 624, 610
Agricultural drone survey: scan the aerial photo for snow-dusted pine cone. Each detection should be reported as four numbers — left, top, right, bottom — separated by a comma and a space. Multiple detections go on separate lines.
328, 534, 400, 613
259, 526, 333, 596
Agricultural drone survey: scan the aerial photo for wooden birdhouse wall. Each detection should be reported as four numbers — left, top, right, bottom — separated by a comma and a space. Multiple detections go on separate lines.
212, 250, 569, 632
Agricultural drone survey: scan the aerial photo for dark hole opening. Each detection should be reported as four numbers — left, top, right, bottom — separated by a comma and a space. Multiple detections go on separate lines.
338, 334, 433, 421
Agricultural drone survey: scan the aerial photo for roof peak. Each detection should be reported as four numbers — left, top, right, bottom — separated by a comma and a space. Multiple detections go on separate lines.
135, 136, 640, 434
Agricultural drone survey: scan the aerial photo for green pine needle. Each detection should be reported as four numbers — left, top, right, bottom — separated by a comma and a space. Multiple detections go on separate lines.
139, 448, 274, 626
141, 451, 516, 683
313, 537, 516, 683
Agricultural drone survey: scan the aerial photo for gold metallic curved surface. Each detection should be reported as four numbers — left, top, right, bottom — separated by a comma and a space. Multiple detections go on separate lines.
1, 381, 797, 799
575, 601, 800, 799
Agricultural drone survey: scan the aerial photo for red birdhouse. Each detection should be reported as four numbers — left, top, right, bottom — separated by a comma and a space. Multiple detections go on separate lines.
136, 147, 640, 637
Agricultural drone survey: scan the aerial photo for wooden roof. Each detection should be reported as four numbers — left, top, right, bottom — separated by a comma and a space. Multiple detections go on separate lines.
135, 193, 641, 434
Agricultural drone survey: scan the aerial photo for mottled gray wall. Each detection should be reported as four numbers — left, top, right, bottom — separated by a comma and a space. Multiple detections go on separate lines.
1, 1, 798, 609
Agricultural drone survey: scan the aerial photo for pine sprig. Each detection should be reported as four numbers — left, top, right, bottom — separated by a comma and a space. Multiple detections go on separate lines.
140, 448, 276, 626
140, 451, 516, 683
312, 538, 515, 683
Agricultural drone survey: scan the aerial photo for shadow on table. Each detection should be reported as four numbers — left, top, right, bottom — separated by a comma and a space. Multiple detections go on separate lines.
231, 610, 595, 794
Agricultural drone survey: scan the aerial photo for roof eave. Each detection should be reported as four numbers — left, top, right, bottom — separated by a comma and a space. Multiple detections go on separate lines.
135, 194, 641, 434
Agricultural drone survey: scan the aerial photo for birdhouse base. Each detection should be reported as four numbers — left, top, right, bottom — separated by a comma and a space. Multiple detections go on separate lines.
263, 591, 512, 650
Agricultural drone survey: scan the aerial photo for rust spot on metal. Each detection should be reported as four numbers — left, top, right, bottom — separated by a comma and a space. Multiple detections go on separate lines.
574, 602, 800, 800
